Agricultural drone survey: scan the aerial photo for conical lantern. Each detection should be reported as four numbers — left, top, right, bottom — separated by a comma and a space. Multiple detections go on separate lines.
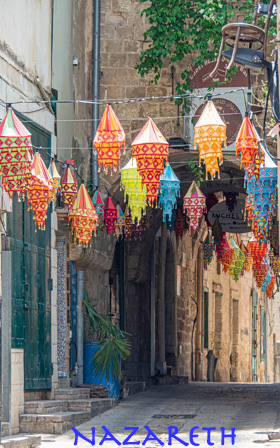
114, 204, 125, 239
269, 249, 279, 276
92, 189, 105, 228
68, 183, 99, 246
132, 117, 169, 204
266, 274, 276, 298
253, 261, 267, 288
183, 181, 206, 231
93, 104, 125, 174
194, 100, 226, 179
175, 208, 187, 238
215, 232, 227, 260
220, 237, 234, 273
48, 159, 61, 204
249, 237, 266, 265
158, 164, 180, 222
203, 233, 215, 264
240, 242, 252, 274
27, 151, 53, 230
0, 107, 32, 199
61, 164, 77, 209
261, 263, 271, 292
228, 238, 245, 282
121, 157, 146, 222
104, 195, 117, 234
124, 205, 133, 240
236, 115, 264, 178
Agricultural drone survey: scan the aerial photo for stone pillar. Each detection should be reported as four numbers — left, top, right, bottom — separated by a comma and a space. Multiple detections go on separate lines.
11, 349, 24, 434
156, 224, 167, 375
1, 250, 11, 426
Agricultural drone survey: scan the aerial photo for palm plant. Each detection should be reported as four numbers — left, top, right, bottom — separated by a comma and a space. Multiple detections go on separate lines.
84, 296, 131, 381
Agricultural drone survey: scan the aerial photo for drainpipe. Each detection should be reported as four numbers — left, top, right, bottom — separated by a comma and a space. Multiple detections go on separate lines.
150, 241, 155, 377
92, 0, 100, 188
195, 245, 203, 381
77, 271, 84, 386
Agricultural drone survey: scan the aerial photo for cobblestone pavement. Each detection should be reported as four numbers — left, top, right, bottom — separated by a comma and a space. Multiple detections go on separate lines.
40, 383, 280, 447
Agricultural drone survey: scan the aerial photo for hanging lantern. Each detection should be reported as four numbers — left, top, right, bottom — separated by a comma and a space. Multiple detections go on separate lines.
220, 237, 234, 273
183, 181, 206, 231
121, 157, 146, 222
261, 263, 272, 292
158, 164, 180, 222
93, 104, 125, 174
204, 193, 219, 227
203, 233, 215, 264
269, 249, 279, 276
124, 205, 134, 240
61, 163, 77, 209
27, 151, 53, 230
114, 204, 125, 239
236, 115, 264, 178
228, 238, 245, 282
266, 274, 276, 298
48, 159, 61, 204
68, 183, 99, 246
240, 242, 253, 273
104, 195, 117, 234
253, 261, 267, 288
0, 107, 32, 199
215, 232, 227, 261
92, 189, 105, 228
175, 208, 187, 238
223, 191, 238, 212
269, 218, 279, 256
212, 217, 224, 245
132, 117, 169, 204
249, 237, 266, 265
194, 100, 226, 179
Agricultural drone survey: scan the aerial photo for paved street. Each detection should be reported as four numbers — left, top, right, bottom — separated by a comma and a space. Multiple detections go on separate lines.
39, 383, 280, 447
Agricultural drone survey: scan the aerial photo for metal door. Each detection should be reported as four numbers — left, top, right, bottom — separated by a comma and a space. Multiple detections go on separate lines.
8, 120, 52, 390
252, 291, 258, 382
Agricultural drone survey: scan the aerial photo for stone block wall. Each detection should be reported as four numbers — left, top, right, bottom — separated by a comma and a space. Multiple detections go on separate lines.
11, 349, 24, 434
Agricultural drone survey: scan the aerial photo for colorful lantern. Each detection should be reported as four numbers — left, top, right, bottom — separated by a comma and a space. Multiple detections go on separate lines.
236, 115, 264, 178
27, 151, 53, 230
92, 189, 105, 228
158, 164, 180, 222
183, 181, 206, 231
194, 100, 226, 179
0, 107, 32, 199
261, 263, 271, 292
115, 204, 125, 239
68, 183, 99, 246
104, 195, 117, 234
93, 104, 125, 174
61, 164, 77, 209
266, 274, 276, 298
269, 249, 279, 276
253, 261, 267, 288
132, 117, 169, 204
175, 208, 187, 238
124, 205, 134, 240
203, 233, 215, 264
228, 238, 245, 282
48, 159, 61, 204
215, 232, 227, 260
240, 242, 253, 274
269, 219, 279, 256
220, 237, 234, 273
121, 157, 146, 222
249, 237, 266, 265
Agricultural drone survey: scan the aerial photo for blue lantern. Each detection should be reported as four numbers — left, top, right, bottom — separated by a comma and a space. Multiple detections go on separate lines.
158, 164, 180, 222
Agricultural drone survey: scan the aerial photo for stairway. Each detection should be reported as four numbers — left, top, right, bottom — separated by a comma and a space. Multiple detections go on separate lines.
19, 388, 117, 435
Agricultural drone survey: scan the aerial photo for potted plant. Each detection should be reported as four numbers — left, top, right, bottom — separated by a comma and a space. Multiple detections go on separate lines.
83, 296, 131, 398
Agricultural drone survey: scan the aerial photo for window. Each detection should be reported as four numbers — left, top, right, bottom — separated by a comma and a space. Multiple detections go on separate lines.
203, 290, 209, 349
260, 306, 266, 362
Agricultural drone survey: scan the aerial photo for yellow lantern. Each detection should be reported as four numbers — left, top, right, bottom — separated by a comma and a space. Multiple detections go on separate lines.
121, 157, 146, 222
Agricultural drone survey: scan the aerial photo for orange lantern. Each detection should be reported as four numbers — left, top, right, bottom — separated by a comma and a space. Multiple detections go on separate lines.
252, 261, 267, 288
68, 183, 99, 246
220, 237, 234, 273
27, 151, 53, 230
93, 104, 125, 174
61, 163, 77, 209
132, 117, 169, 204
194, 100, 226, 179
249, 237, 266, 265
0, 107, 32, 199
266, 274, 276, 298
183, 181, 206, 231
236, 115, 264, 178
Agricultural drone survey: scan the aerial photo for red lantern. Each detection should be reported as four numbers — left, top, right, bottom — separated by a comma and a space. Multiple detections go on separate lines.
104, 195, 117, 234
183, 181, 206, 231
132, 117, 169, 204
220, 237, 234, 273
61, 164, 78, 209
252, 261, 267, 288
236, 116, 264, 178
0, 107, 32, 199
94, 104, 125, 174
249, 237, 266, 265
27, 152, 53, 230
68, 183, 99, 246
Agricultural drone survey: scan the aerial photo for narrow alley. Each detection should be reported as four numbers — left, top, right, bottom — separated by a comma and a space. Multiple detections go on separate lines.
39, 383, 280, 447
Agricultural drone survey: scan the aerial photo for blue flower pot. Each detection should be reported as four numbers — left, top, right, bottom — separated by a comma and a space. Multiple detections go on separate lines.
83, 342, 120, 398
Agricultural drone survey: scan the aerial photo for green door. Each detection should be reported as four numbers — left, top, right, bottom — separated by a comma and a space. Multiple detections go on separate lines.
8, 120, 52, 390
252, 291, 258, 382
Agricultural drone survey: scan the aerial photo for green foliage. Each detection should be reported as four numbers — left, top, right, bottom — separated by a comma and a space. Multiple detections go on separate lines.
136, 0, 275, 98
84, 296, 131, 381
188, 157, 204, 188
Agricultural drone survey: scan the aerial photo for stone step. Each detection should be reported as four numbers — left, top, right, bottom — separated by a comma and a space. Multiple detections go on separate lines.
24, 398, 117, 417
53, 388, 90, 400
19, 411, 91, 435
24, 400, 68, 414
68, 398, 117, 416
1, 435, 41, 448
